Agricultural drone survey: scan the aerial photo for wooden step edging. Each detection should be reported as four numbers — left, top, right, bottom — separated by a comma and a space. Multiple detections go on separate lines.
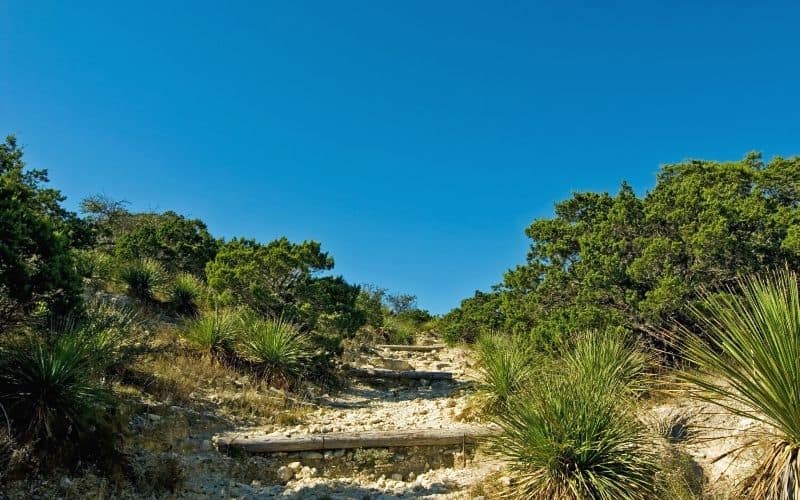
345, 366, 453, 380
376, 344, 446, 352
214, 427, 500, 454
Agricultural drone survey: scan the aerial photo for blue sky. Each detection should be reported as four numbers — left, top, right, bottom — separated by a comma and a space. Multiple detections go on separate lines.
2, 2, 799, 314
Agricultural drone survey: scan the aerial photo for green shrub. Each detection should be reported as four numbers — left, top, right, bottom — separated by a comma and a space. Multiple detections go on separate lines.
492, 368, 659, 499
73, 249, 114, 284
167, 273, 204, 315
563, 329, 649, 396
238, 316, 313, 384
382, 315, 416, 345
119, 258, 166, 301
475, 333, 536, 413
75, 297, 142, 376
181, 309, 239, 356
0, 334, 117, 458
678, 269, 800, 499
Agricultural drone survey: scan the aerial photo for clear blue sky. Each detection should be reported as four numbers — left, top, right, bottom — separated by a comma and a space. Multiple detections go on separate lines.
2, 2, 799, 314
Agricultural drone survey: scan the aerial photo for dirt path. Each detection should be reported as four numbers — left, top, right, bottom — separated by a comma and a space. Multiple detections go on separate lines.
193, 339, 504, 499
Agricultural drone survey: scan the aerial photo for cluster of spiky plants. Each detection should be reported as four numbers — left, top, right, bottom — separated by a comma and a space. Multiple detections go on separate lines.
486, 331, 660, 499
0, 333, 115, 448
474, 333, 536, 412
677, 269, 800, 499
563, 329, 649, 396
493, 370, 660, 499
119, 258, 166, 301
167, 273, 205, 315
238, 316, 313, 385
181, 308, 240, 356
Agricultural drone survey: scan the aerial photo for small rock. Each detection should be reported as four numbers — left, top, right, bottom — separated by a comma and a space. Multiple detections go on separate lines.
287, 461, 302, 471
391, 473, 404, 482
251, 480, 262, 487
406, 471, 416, 482
146, 413, 161, 422
499, 476, 513, 487
301, 451, 324, 460
276, 466, 294, 482
59, 477, 72, 489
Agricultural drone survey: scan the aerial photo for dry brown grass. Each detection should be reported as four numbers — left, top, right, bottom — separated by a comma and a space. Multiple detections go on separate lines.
116, 325, 311, 426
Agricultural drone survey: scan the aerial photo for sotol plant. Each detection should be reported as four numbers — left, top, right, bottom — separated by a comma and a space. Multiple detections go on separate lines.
119, 258, 166, 301
474, 333, 536, 413
181, 308, 240, 356
0, 333, 114, 448
678, 269, 800, 499
490, 331, 659, 499
167, 273, 205, 315
238, 316, 313, 384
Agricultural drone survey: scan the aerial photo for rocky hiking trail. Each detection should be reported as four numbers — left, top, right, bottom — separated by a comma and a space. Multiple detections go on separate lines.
186, 337, 504, 499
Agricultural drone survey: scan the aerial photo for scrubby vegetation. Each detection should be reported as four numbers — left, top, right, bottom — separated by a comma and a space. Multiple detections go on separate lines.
445, 153, 800, 498
3, 131, 800, 498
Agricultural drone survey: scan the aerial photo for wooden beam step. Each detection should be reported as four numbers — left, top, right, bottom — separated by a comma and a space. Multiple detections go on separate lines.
214, 427, 499, 454
376, 344, 446, 352
345, 366, 453, 380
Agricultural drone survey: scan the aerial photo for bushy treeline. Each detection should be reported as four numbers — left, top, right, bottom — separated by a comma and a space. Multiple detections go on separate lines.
0, 134, 410, 476
440, 153, 800, 348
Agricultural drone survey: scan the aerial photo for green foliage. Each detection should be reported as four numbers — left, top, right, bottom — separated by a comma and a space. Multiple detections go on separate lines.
442, 154, 800, 349
206, 238, 363, 340
382, 315, 417, 345
492, 366, 659, 499
475, 333, 536, 412
355, 285, 387, 328
119, 258, 167, 301
438, 291, 503, 344
167, 273, 204, 315
114, 210, 218, 276
0, 333, 116, 456
181, 309, 240, 355
68, 297, 142, 376
563, 330, 649, 396
73, 248, 115, 284
0, 135, 83, 316
206, 237, 333, 317
238, 316, 313, 384
678, 269, 800, 499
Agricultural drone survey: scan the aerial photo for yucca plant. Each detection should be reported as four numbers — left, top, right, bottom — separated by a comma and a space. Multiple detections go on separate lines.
47, 297, 142, 378
238, 316, 313, 384
678, 269, 800, 499
492, 368, 659, 500
181, 309, 240, 356
119, 258, 166, 301
474, 333, 536, 413
0, 334, 114, 446
564, 329, 649, 396
167, 273, 205, 315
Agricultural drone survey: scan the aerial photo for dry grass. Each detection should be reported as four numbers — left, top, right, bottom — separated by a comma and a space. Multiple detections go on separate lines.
116, 325, 311, 426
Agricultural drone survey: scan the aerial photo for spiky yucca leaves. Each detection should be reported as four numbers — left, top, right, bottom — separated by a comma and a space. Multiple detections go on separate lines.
489, 331, 659, 499
564, 330, 649, 396
181, 309, 240, 356
167, 273, 205, 315
238, 317, 313, 384
492, 369, 659, 500
0, 334, 114, 446
119, 258, 166, 301
47, 297, 142, 378
678, 269, 800, 499
474, 333, 536, 413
